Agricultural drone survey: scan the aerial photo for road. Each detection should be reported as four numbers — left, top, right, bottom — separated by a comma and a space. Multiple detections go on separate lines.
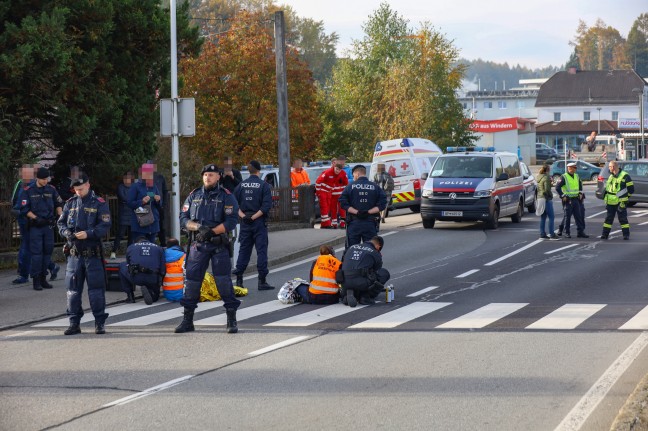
2, 183, 648, 430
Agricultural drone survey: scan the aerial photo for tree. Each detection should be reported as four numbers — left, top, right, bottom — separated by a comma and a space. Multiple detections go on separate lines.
571, 19, 627, 70
626, 13, 648, 76
180, 10, 321, 166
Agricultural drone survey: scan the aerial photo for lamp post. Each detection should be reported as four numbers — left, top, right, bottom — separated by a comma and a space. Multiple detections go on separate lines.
633, 88, 645, 158
597, 107, 601, 135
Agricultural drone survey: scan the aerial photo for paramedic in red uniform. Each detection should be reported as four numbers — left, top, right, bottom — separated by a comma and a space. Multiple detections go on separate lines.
316, 161, 348, 229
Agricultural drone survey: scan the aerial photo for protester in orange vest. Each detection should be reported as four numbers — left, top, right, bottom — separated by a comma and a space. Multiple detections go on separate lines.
296, 245, 341, 304
290, 158, 311, 188
162, 237, 185, 302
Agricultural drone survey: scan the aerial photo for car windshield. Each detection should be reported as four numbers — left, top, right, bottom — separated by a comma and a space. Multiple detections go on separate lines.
430, 156, 493, 178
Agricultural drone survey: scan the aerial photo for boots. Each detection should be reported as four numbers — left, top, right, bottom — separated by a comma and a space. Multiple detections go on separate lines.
174, 308, 195, 333
140, 285, 153, 305
346, 288, 357, 308
258, 276, 275, 291
126, 290, 136, 303
226, 309, 238, 334
33, 276, 43, 291
235, 274, 244, 288
64, 323, 81, 336
40, 275, 53, 290
95, 321, 106, 334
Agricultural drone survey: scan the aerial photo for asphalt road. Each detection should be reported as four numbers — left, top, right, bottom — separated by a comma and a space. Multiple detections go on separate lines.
3, 185, 648, 431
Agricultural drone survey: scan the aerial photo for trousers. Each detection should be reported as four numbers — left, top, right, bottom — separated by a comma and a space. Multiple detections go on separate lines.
29, 225, 54, 278
234, 219, 268, 278
66, 255, 108, 325
118, 263, 161, 301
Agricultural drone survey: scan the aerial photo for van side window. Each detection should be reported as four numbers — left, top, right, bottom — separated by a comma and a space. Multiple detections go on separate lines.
265, 173, 276, 188
494, 157, 504, 178
501, 156, 520, 178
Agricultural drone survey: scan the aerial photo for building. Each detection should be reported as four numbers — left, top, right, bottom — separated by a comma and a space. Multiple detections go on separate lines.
459, 78, 546, 121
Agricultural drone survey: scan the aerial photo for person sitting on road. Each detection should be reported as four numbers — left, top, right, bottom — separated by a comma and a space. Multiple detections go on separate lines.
162, 237, 186, 302
339, 236, 390, 307
119, 236, 166, 304
296, 245, 342, 304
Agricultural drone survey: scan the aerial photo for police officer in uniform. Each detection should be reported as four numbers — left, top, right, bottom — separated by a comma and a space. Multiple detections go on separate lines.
555, 162, 589, 238
175, 164, 241, 334
119, 236, 166, 304
339, 165, 386, 249
21, 167, 63, 291
57, 173, 111, 335
339, 236, 390, 307
601, 160, 634, 240
232, 160, 274, 290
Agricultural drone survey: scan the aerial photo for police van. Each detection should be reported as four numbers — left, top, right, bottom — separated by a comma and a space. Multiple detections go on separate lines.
420, 147, 525, 229
369, 138, 443, 212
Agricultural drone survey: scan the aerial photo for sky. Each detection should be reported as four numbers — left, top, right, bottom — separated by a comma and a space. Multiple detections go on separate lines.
279, 0, 647, 69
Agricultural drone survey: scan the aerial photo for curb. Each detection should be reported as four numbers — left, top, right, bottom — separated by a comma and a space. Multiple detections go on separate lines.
610, 372, 648, 431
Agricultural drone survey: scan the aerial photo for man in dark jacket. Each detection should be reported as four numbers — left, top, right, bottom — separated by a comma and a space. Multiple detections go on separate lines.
111, 171, 134, 258
340, 236, 390, 307
119, 237, 166, 304
221, 155, 242, 193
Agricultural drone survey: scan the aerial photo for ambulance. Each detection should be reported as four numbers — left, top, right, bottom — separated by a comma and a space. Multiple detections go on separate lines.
370, 138, 443, 212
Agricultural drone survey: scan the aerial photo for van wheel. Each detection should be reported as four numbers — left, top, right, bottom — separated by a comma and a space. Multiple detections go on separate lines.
486, 205, 499, 229
511, 200, 523, 223
552, 174, 561, 186
422, 218, 435, 229
410, 205, 421, 213
527, 194, 536, 213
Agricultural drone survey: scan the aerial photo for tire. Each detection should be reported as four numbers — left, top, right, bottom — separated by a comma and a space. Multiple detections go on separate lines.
410, 205, 421, 213
511, 200, 523, 223
527, 193, 536, 213
590, 173, 598, 182
422, 218, 435, 229
552, 174, 562, 186
486, 204, 500, 229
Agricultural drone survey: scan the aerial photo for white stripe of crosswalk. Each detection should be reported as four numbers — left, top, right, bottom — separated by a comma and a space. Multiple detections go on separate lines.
619, 305, 648, 330
349, 302, 452, 329
436, 303, 528, 329
33, 302, 166, 327
109, 301, 224, 326
265, 303, 365, 327
195, 300, 298, 326
526, 304, 606, 330
407, 286, 439, 297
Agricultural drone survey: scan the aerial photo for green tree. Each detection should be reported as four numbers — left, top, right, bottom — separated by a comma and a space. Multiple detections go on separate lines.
626, 13, 648, 76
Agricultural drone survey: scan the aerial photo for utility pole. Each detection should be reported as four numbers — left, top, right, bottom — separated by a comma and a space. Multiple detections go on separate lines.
169, 0, 181, 240
274, 11, 291, 218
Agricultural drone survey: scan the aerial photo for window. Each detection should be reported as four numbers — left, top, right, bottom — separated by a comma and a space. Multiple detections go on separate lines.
484, 101, 493, 109
462, 102, 468, 109
498, 101, 507, 109
583, 111, 590, 121
553, 112, 561, 122
516, 100, 526, 108
612, 111, 619, 121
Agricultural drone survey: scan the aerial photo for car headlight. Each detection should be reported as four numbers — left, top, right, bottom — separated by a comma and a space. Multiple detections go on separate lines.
422, 189, 432, 198
473, 190, 492, 198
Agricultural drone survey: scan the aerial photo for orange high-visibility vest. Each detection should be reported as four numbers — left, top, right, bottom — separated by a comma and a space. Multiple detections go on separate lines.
309, 255, 341, 295
163, 255, 185, 293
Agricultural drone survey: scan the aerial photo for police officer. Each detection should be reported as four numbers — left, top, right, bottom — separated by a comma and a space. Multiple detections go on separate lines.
119, 236, 166, 304
21, 167, 63, 291
57, 173, 111, 335
175, 164, 240, 334
601, 160, 634, 240
339, 236, 390, 307
232, 160, 274, 290
339, 164, 386, 249
555, 162, 589, 238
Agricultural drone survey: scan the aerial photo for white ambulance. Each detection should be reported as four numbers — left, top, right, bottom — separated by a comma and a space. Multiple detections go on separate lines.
370, 138, 443, 212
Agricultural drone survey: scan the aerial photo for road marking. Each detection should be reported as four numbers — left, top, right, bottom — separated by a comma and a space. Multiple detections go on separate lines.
630, 210, 648, 218
436, 303, 528, 329
349, 302, 452, 329
619, 305, 648, 330
484, 239, 542, 266
554, 332, 648, 431
456, 269, 479, 278
103, 375, 194, 407
545, 244, 578, 254
33, 302, 166, 327
586, 210, 606, 219
265, 303, 365, 327
407, 286, 439, 297
248, 336, 310, 356
109, 301, 223, 326
525, 304, 605, 330
195, 300, 297, 325
1, 330, 35, 339
639, 220, 648, 226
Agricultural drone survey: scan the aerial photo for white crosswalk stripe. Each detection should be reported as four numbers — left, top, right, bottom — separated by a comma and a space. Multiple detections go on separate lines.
265, 303, 366, 327
110, 301, 223, 326
194, 300, 298, 326
526, 304, 605, 330
33, 302, 166, 327
349, 302, 452, 329
436, 303, 528, 329
619, 305, 648, 330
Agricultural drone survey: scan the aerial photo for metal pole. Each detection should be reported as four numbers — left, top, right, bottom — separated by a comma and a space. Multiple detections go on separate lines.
597, 107, 601, 135
641, 91, 645, 160
169, 0, 181, 240
274, 11, 291, 219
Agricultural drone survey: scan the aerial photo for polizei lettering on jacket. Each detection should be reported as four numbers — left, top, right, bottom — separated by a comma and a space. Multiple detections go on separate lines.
351, 184, 376, 190
240, 183, 261, 188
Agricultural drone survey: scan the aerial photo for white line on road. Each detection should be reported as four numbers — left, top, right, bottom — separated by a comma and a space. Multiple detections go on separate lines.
103, 375, 194, 407
248, 336, 310, 356
109, 301, 223, 326
586, 210, 607, 219
1, 330, 35, 339
639, 220, 648, 226
630, 210, 648, 218
34, 302, 166, 327
407, 286, 439, 297
484, 239, 542, 266
265, 303, 366, 327
456, 269, 479, 278
195, 300, 297, 326
544, 244, 578, 254
349, 302, 452, 329
436, 303, 528, 329
526, 304, 605, 330
554, 332, 648, 431
619, 305, 648, 330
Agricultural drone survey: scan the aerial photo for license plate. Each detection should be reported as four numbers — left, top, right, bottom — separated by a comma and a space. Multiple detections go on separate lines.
393, 185, 401, 190
442, 211, 463, 217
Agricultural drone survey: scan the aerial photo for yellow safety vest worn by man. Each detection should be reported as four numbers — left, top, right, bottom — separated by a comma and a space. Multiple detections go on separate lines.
555, 162, 588, 238
602, 165, 634, 240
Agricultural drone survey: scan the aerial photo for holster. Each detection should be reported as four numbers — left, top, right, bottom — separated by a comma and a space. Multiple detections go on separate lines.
210, 233, 230, 248
63, 242, 72, 257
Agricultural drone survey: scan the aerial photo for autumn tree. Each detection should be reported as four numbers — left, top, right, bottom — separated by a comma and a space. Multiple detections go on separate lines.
180, 10, 321, 166
571, 19, 628, 70
626, 13, 648, 76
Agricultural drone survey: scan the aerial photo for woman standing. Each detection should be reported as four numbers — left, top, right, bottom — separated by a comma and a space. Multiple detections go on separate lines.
537, 165, 559, 240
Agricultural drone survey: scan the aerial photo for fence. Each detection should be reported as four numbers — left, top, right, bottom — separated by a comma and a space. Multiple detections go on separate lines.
0, 185, 318, 252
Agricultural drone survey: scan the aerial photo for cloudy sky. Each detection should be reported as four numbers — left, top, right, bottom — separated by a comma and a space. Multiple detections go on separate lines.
280, 0, 647, 69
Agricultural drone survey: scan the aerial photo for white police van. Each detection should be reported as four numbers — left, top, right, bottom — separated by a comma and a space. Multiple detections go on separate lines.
420, 147, 525, 229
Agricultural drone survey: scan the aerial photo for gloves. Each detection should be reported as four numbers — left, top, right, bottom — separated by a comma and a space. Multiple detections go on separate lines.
243, 216, 254, 225
562, 196, 568, 203
196, 225, 215, 242
62, 229, 75, 241
357, 210, 369, 219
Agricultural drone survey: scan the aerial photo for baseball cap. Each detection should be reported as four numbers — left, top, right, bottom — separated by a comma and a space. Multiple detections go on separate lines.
249, 160, 261, 171
36, 167, 50, 179
70, 173, 89, 187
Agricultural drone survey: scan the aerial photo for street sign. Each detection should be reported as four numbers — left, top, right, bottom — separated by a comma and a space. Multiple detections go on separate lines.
160, 98, 195, 137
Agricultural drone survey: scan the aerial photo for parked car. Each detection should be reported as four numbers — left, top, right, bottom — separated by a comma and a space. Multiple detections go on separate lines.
595, 160, 648, 206
550, 160, 601, 185
520, 162, 537, 213
536, 143, 558, 163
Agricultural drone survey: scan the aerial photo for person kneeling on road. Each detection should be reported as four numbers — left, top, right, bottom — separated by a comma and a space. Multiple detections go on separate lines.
296, 245, 342, 304
339, 236, 390, 307
119, 236, 166, 304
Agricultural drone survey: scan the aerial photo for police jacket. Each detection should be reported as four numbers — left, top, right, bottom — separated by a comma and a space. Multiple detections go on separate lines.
126, 240, 166, 277
341, 241, 383, 278
116, 183, 132, 225
604, 170, 634, 205
12, 180, 34, 220
20, 183, 63, 220
127, 180, 161, 233
58, 190, 111, 248
555, 173, 582, 198
180, 185, 239, 232
233, 174, 272, 218
339, 177, 387, 214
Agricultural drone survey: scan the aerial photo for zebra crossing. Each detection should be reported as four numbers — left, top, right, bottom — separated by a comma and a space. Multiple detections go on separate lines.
32, 298, 648, 331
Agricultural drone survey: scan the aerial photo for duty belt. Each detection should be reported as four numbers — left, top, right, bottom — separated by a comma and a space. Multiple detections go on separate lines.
70, 246, 101, 257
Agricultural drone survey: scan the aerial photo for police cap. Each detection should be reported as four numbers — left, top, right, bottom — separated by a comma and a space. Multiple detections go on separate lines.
249, 160, 261, 171
70, 173, 89, 187
201, 164, 220, 175
567, 162, 577, 168
352, 164, 366, 174
36, 167, 50, 179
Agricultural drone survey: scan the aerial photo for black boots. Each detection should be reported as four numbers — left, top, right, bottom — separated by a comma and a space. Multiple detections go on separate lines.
64, 323, 81, 336
95, 321, 106, 334
40, 275, 53, 289
174, 308, 195, 333
126, 290, 136, 303
258, 276, 275, 291
140, 285, 153, 305
226, 309, 238, 334
33, 277, 42, 291
235, 274, 244, 288
346, 288, 357, 308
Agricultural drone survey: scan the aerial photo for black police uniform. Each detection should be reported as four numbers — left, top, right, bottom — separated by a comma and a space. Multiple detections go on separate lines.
340, 241, 390, 306
339, 173, 386, 249
233, 171, 273, 289
57, 175, 111, 335
176, 164, 240, 333
119, 239, 166, 304
20, 173, 63, 290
